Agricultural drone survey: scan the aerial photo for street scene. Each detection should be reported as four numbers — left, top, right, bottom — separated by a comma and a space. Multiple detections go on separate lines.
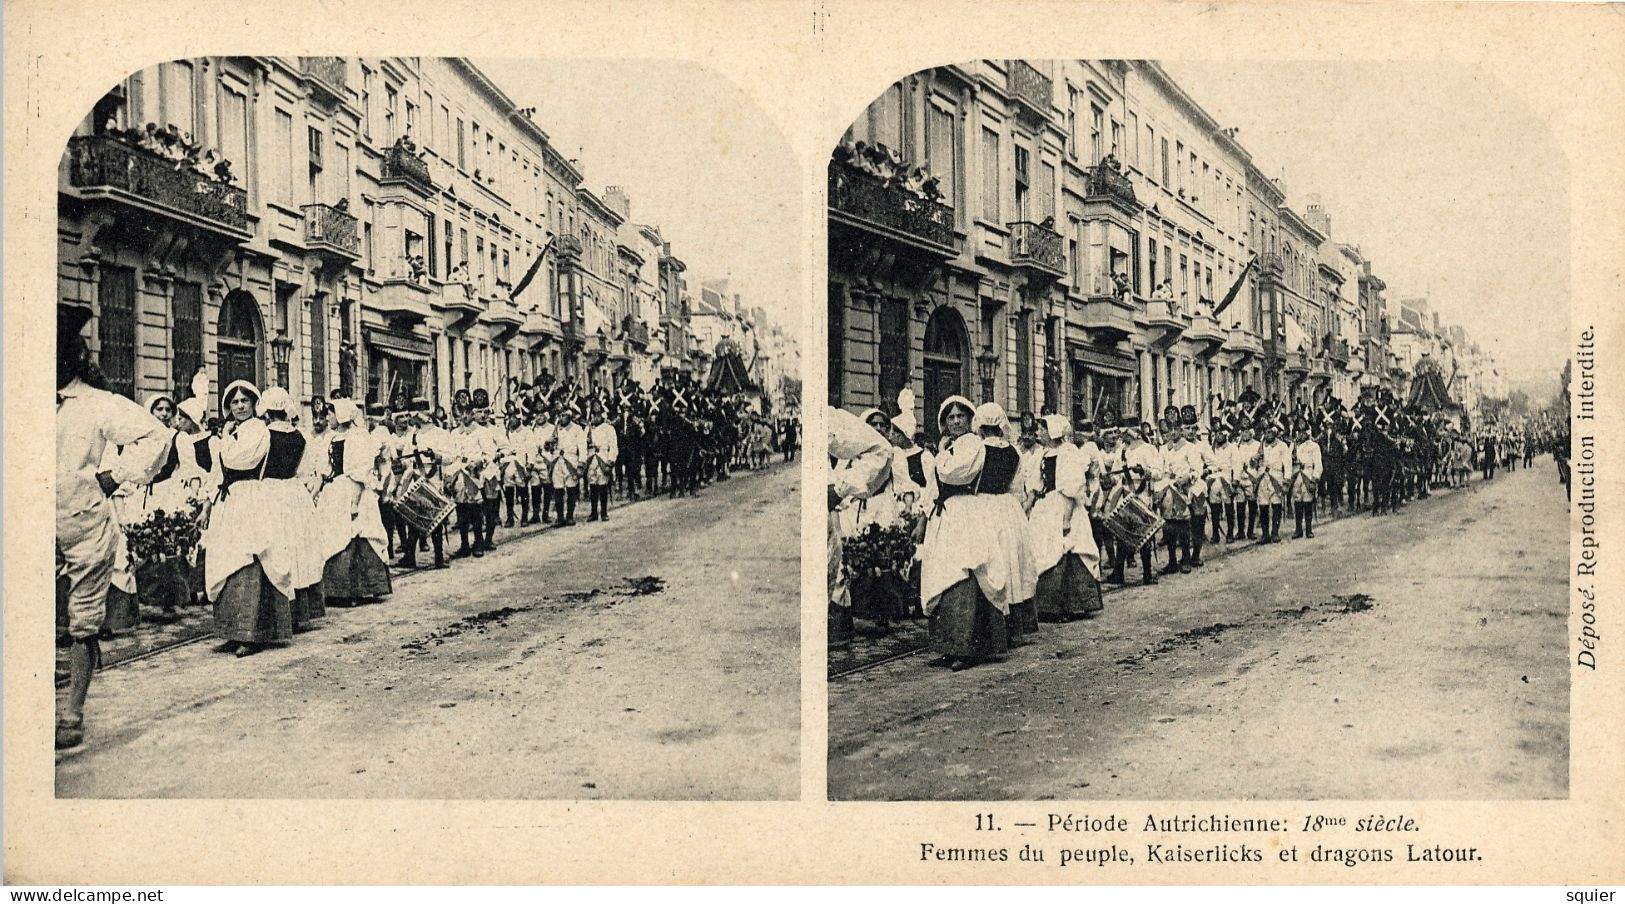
826, 59, 1569, 800
830, 462, 1567, 800
53, 56, 802, 798
57, 461, 798, 800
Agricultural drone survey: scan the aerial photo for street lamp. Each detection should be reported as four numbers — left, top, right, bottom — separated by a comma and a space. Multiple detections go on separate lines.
977, 347, 999, 403
270, 332, 293, 389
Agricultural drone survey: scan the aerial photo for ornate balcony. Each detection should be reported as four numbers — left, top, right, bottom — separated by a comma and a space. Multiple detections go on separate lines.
437, 280, 483, 323
379, 137, 435, 196
63, 134, 250, 240
1285, 350, 1312, 376
301, 202, 359, 265
1007, 59, 1053, 122
371, 278, 433, 326
1183, 309, 1226, 355
1076, 293, 1138, 342
1084, 164, 1140, 212
1328, 338, 1350, 366
485, 295, 523, 341
1140, 295, 1188, 348
560, 319, 581, 350
828, 159, 956, 257
1007, 220, 1065, 278
300, 57, 347, 105
1224, 327, 1264, 359
1256, 252, 1285, 277
623, 315, 651, 349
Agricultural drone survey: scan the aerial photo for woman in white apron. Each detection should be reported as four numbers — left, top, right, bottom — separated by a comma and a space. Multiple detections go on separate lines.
315, 399, 393, 606
257, 388, 327, 630
1027, 414, 1103, 620
827, 408, 895, 642
205, 381, 296, 656
919, 398, 1037, 670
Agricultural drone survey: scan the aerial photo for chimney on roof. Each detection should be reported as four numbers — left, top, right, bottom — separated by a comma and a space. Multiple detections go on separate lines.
1304, 193, 1331, 236
604, 185, 631, 220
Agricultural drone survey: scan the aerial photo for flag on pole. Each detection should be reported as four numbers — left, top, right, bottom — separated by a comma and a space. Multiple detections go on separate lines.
1211, 255, 1257, 318
509, 235, 556, 304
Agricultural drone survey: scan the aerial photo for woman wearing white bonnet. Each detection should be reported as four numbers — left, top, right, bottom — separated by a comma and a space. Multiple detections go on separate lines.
314, 398, 393, 606
205, 380, 296, 656
827, 407, 895, 641
258, 386, 327, 630
1026, 413, 1104, 620
918, 397, 1037, 670
885, 389, 935, 616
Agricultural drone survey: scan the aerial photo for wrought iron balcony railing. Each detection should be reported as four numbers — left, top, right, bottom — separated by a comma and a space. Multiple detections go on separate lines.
1084, 164, 1139, 207
302, 202, 360, 258
1256, 252, 1285, 276
380, 139, 434, 194
623, 315, 650, 347
828, 160, 955, 251
1007, 60, 1053, 118
1007, 220, 1065, 275
65, 134, 249, 236
300, 57, 348, 98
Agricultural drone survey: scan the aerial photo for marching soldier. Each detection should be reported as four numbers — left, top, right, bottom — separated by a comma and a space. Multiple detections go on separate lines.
552, 402, 587, 525
1255, 419, 1292, 544
447, 389, 493, 558
586, 402, 619, 521
473, 390, 505, 551
397, 400, 448, 569
1291, 420, 1324, 539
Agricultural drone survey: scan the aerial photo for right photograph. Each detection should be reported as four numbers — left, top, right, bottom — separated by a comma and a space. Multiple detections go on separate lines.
825, 59, 1570, 801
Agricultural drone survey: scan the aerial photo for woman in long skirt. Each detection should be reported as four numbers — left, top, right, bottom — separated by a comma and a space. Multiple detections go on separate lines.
205, 381, 296, 656
1027, 414, 1104, 621
315, 399, 393, 605
257, 388, 326, 630
919, 398, 1037, 670
827, 407, 896, 641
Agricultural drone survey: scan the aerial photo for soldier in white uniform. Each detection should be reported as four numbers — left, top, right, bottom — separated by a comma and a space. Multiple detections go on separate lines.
552, 403, 588, 526
586, 403, 620, 521
1291, 420, 1324, 539
1256, 421, 1292, 544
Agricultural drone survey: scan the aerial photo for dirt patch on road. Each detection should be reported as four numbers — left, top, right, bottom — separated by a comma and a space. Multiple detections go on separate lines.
1116, 593, 1379, 669
400, 605, 536, 653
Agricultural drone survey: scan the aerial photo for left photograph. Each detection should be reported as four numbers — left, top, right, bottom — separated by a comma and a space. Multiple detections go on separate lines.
53, 56, 803, 799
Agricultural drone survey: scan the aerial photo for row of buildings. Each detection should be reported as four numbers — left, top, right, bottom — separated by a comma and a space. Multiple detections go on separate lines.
827, 59, 1506, 437
58, 56, 797, 420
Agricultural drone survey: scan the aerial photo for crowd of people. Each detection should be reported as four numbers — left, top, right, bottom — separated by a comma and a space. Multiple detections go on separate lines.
828, 385, 1565, 672
56, 301, 800, 749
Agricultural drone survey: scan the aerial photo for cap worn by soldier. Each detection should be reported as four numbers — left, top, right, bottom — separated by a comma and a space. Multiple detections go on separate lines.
453, 388, 473, 413
472, 388, 490, 411
1179, 405, 1199, 427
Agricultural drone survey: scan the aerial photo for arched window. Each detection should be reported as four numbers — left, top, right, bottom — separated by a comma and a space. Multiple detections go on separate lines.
217, 291, 264, 403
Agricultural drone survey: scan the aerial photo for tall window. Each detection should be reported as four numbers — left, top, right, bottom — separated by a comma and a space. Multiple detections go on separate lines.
443, 218, 453, 278
216, 80, 249, 178
871, 83, 903, 151
310, 295, 327, 399
1160, 137, 1170, 185
1175, 141, 1184, 193
1090, 105, 1104, 164
172, 281, 203, 393
1037, 161, 1056, 223
1148, 241, 1159, 295
1128, 112, 1139, 167
1110, 119, 1122, 158
161, 61, 196, 136
877, 298, 908, 410
307, 126, 323, 205
456, 118, 466, 169
385, 86, 398, 144
1013, 145, 1029, 220
274, 109, 294, 205
1066, 88, 1079, 159
980, 127, 1000, 221
1015, 310, 1032, 414
94, 267, 138, 398
360, 67, 372, 140
335, 143, 351, 206
926, 102, 957, 208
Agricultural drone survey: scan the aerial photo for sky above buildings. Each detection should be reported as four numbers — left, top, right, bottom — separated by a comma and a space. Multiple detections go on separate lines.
474, 58, 802, 339
1163, 60, 1567, 399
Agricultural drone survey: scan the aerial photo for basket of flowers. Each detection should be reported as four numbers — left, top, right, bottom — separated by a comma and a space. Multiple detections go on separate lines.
840, 512, 919, 624
125, 497, 206, 617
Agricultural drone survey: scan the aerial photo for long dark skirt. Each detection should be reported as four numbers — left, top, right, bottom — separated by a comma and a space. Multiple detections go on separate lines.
58, 576, 140, 636
829, 602, 855, 643
1008, 598, 1040, 638
928, 577, 1010, 662
322, 538, 393, 601
1034, 553, 1105, 621
213, 562, 293, 644
849, 571, 911, 624
291, 582, 327, 628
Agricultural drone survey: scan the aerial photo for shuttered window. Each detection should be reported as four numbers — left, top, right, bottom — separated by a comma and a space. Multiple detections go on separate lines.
172, 281, 203, 394
97, 266, 138, 399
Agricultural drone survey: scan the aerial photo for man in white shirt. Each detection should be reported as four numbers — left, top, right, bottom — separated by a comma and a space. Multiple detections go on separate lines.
1257, 422, 1292, 544
56, 305, 171, 749
1231, 423, 1262, 540
552, 404, 588, 526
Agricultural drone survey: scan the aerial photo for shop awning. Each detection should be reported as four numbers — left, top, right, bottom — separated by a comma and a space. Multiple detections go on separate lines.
1069, 344, 1137, 377
366, 327, 432, 361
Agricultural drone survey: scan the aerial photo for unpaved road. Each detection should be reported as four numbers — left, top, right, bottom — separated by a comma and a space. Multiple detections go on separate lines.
830, 465, 1568, 801
57, 464, 800, 799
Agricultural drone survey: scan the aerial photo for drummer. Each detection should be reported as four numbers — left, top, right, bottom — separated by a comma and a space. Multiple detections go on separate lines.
398, 399, 448, 569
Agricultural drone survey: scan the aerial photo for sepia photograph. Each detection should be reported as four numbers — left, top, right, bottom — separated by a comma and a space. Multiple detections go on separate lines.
826, 58, 1570, 801
51, 55, 803, 799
